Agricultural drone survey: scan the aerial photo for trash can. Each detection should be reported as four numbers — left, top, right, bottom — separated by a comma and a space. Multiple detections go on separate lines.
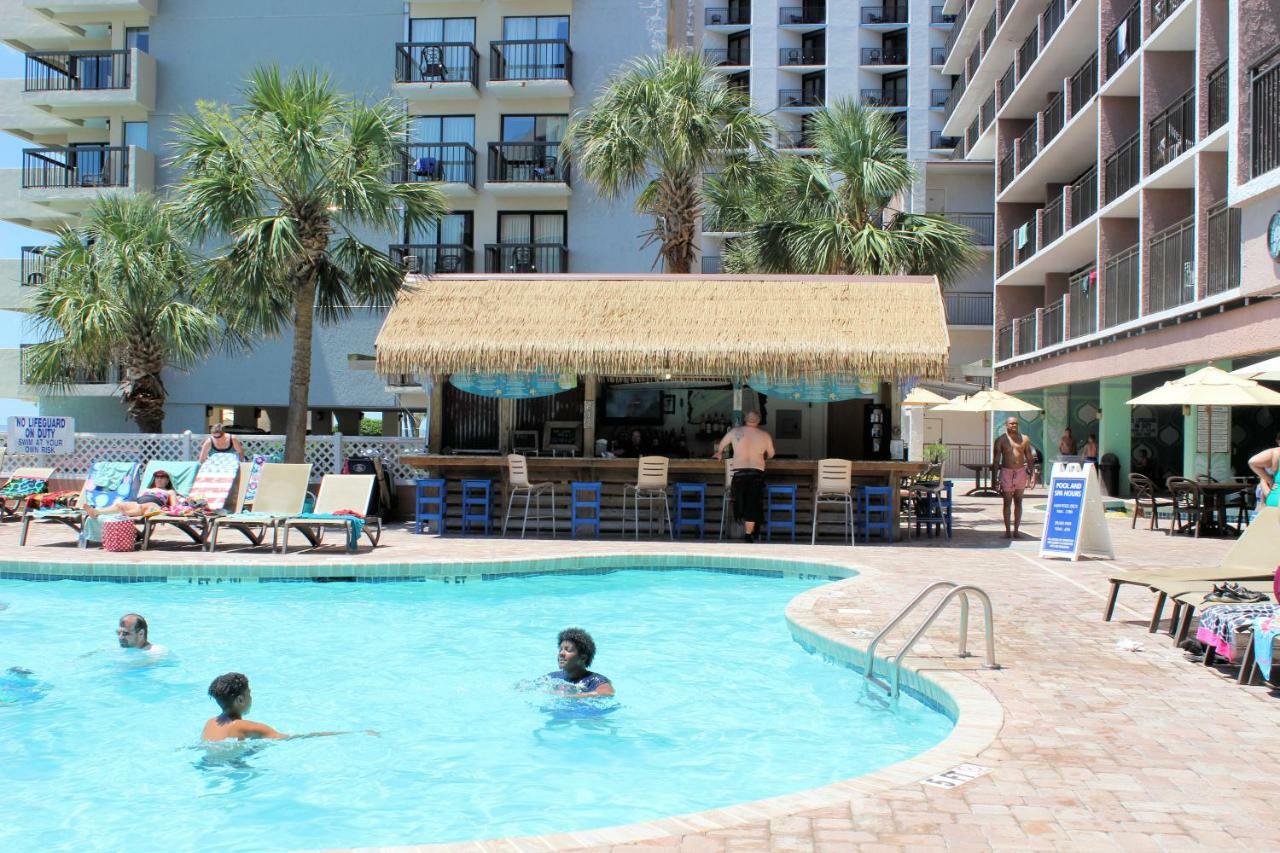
1098, 452, 1120, 497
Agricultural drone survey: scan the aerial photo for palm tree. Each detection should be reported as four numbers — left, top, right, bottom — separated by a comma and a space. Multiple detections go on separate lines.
170, 67, 447, 462
23, 194, 222, 432
712, 100, 980, 284
565, 50, 774, 273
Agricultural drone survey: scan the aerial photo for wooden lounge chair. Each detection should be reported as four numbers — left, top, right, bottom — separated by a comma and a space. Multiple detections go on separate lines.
19, 460, 140, 545
277, 474, 382, 553
1165, 582, 1275, 645
139, 457, 241, 549
1, 466, 56, 519
206, 463, 312, 551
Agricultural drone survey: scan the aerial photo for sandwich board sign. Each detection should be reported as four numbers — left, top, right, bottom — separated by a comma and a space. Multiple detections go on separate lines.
1039, 461, 1114, 560
6, 416, 74, 455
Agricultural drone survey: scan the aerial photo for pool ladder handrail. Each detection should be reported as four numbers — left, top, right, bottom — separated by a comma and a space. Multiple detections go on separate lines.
863, 581, 999, 701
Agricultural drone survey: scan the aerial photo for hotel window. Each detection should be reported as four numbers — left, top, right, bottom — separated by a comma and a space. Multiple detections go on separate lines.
126, 27, 149, 53
405, 212, 474, 273
500, 16, 569, 80
496, 212, 567, 272
409, 17, 475, 44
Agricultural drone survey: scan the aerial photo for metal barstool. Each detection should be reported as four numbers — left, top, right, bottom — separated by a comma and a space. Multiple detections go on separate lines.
502, 454, 557, 537
622, 456, 673, 540
811, 458, 854, 545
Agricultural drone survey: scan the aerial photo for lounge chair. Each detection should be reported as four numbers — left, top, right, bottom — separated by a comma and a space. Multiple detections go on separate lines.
206, 463, 312, 552
1, 466, 56, 519
138, 457, 243, 549
19, 460, 140, 546
127, 460, 206, 548
277, 474, 381, 553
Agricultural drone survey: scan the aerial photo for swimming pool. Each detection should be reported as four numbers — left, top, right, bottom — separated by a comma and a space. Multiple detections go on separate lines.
0, 567, 953, 851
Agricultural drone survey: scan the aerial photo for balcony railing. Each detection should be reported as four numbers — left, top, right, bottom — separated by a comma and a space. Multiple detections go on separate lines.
1149, 84, 1195, 173
1015, 220, 1036, 265
1252, 46, 1280, 179
1014, 312, 1038, 355
931, 46, 946, 65
944, 78, 964, 117
1069, 267, 1097, 337
777, 129, 814, 148
389, 243, 475, 274
1148, 215, 1195, 313
862, 88, 906, 107
997, 325, 1013, 361
1150, 0, 1185, 32
486, 142, 568, 184
20, 246, 48, 287
997, 64, 1015, 106
484, 243, 567, 274
1103, 131, 1140, 203
943, 212, 994, 244
1205, 203, 1241, 296
1070, 53, 1099, 117
966, 118, 980, 151
980, 93, 996, 131
21, 344, 114, 385
861, 5, 907, 24
998, 150, 1014, 190
780, 5, 826, 25
1103, 244, 1140, 327
930, 88, 950, 108
779, 47, 823, 65
930, 131, 961, 150
1016, 122, 1037, 170
997, 238, 1013, 276
394, 43, 480, 84
22, 146, 129, 189
1041, 299, 1064, 348
489, 40, 572, 82
1105, 3, 1140, 76
705, 48, 751, 66
779, 88, 823, 107
1042, 195, 1064, 246
1017, 25, 1039, 77
705, 6, 750, 25
701, 255, 723, 274
943, 292, 993, 325
943, 6, 966, 59
982, 11, 997, 51
24, 49, 130, 91
1207, 60, 1228, 134
396, 143, 477, 187
1070, 165, 1098, 226
1042, 0, 1066, 46
931, 5, 956, 24
861, 48, 906, 65
1042, 92, 1065, 145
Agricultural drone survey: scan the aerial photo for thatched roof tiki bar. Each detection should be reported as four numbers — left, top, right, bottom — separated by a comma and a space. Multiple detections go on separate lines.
377, 274, 951, 541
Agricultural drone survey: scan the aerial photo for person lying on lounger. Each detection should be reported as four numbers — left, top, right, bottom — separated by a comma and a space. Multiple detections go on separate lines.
83, 470, 180, 518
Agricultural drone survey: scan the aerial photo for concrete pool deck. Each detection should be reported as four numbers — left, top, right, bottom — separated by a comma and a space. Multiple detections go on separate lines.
2, 493, 1275, 851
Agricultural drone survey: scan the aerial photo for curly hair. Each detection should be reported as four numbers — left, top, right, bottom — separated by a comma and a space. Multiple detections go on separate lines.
558, 627, 597, 667
207, 672, 249, 711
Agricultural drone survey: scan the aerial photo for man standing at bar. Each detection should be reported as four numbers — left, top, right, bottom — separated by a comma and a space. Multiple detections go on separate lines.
715, 411, 775, 543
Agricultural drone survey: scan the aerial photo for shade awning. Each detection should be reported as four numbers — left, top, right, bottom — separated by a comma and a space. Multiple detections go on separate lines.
375, 274, 950, 380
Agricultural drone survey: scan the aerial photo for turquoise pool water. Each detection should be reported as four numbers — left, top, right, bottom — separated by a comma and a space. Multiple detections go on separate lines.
0, 569, 953, 851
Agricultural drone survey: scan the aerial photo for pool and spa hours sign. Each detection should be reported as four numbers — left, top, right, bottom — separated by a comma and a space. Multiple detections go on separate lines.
1039, 461, 1113, 561
6, 416, 74, 455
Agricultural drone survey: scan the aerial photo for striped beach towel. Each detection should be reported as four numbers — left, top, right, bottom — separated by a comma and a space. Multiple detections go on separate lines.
189, 454, 239, 511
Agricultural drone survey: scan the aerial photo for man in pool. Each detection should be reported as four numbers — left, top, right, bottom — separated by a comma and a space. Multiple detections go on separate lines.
202, 672, 372, 741
546, 628, 614, 697
117, 613, 169, 658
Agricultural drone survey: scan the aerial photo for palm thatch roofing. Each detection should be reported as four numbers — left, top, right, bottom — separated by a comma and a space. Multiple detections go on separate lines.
375, 274, 950, 380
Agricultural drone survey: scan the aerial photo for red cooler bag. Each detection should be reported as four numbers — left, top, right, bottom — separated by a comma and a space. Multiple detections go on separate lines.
101, 518, 137, 552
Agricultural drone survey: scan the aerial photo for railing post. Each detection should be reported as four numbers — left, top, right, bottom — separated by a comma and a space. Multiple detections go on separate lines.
1033, 306, 1045, 350
182, 430, 193, 461
333, 432, 344, 474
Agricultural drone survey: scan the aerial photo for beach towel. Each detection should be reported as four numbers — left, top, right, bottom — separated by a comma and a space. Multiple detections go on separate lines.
242, 455, 269, 504
293, 510, 365, 549
1196, 603, 1280, 661
1, 477, 47, 499
188, 455, 239, 511
82, 461, 141, 510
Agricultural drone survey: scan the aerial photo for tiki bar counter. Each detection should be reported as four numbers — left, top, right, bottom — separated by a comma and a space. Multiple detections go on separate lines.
376, 274, 951, 541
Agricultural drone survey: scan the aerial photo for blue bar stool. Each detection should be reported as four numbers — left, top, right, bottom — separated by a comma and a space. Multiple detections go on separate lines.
915, 481, 954, 539
765, 484, 798, 543
460, 479, 492, 536
414, 478, 446, 535
569, 481, 602, 539
860, 485, 894, 542
674, 482, 708, 540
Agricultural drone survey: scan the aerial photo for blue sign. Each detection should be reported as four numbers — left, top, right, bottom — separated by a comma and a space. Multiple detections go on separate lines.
1043, 476, 1086, 555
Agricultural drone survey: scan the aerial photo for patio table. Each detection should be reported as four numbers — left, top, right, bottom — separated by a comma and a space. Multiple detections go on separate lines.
962, 463, 1000, 496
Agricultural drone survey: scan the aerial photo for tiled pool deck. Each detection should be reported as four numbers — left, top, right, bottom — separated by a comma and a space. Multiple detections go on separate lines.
3, 494, 1275, 851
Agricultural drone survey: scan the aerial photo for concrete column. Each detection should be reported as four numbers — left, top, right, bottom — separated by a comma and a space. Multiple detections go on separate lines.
904, 405, 926, 461
333, 410, 361, 435
428, 375, 444, 451
1099, 376, 1132, 495
582, 374, 598, 457
260, 406, 288, 434
380, 412, 400, 437
231, 406, 256, 430
1042, 386, 1070, 464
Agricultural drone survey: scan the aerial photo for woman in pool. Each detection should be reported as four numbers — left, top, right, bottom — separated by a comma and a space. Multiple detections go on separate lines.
547, 628, 614, 697
83, 470, 180, 518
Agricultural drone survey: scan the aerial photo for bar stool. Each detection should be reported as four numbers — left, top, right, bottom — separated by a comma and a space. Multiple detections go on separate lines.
765, 484, 798, 543
414, 478, 446, 535
718, 458, 735, 540
860, 485, 894, 542
569, 481, 602, 539
914, 480, 954, 539
811, 458, 854, 545
460, 479, 492, 536
503, 454, 556, 538
623, 456, 673, 540
674, 482, 708, 540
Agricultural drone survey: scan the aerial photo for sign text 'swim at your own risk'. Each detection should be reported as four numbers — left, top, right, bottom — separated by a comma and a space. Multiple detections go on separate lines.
5, 416, 75, 455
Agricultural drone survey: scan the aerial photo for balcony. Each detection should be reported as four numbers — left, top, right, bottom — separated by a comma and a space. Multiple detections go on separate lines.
701, 255, 723, 274
20, 146, 154, 214
389, 244, 474, 274
862, 88, 906, 108
20, 0, 156, 16
21, 344, 116, 387
943, 291, 993, 326
1069, 53, 1099, 118
1148, 215, 1195, 314
395, 143, 477, 193
1013, 311, 1037, 355
1149, 0, 1186, 32
1102, 244, 1140, 327
487, 40, 573, 97
1068, 267, 1097, 338
393, 43, 481, 100
1205, 204, 1241, 296
931, 6, 956, 25
861, 5, 907, 25
1042, 92, 1064, 146
484, 243, 568, 274
931, 47, 946, 65
778, 47, 824, 66
1040, 299, 1064, 348
997, 324, 1012, 361
1207, 61, 1228, 134
1149, 85, 1195, 173
1104, 3, 1140, 77
1041, 0, 1066, 46
1015, 122, 1037, 170
778, 88, 823, 109
777, 129, 814, 149
1016, 25, 1038, 81
1041, 195, 1064, 246
779, 5, 825, 27
860, 48, 908, 69
930, 131, 962, 151
942, 212, 993, 245
20, 245, 47, 287
485, 142, 570, 196
1069, 165, 1098, 227
930, 88, 950, 108
1103, 131, 1140, 204
1252, 46, 1280, 179
22, 48, 155, 117
705, 48, 751, 67
705, 6, 750, 27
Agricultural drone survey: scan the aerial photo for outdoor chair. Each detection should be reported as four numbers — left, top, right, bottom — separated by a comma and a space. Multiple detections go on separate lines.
623, 456, 672, 540
19, 460, 139, 546
502, 453, 557, 537
1, 466, 56, 520
206, 463, 312, 551
811, 458, 854, 545
139, 458, 239, 549
1166, 476, 1205, 538
1226, 476, 1256, 528
278, 474, 381, 553
1129, 473, 1173, 530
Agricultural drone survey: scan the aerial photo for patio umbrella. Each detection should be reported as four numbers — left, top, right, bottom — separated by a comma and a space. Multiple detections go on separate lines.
927, 393, 971, 412
1231, 355, 1280, 382
930, 388, 1042, 414
901, 387, 950, 406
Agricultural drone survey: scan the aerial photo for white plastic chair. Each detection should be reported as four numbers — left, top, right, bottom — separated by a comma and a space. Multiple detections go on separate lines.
811, 458, 854, 545
503, 454, 557, 537
623, 456, 672, 540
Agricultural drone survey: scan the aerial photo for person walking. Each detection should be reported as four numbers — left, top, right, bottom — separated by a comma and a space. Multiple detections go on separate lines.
714, 411, 775, 543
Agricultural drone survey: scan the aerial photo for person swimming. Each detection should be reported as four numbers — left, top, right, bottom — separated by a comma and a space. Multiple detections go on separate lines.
201, 672, 375, 741
0, 666, 50, 706
116, 613, 169, 657
545, 628, 614, 698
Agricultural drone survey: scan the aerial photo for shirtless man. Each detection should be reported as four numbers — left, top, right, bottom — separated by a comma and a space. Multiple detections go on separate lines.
993, 417, 1034, 538
117, 613, 169, 658
714, 411, 776, 543
202, 672, 373, 741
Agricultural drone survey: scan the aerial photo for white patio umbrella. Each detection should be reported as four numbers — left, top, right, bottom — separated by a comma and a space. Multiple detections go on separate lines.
930, 388, 1042, 414
901, 387, 950, 407
1231, 355, 1280, 382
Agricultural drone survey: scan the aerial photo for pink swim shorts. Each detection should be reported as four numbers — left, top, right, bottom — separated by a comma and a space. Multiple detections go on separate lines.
999, 467, 1029, 493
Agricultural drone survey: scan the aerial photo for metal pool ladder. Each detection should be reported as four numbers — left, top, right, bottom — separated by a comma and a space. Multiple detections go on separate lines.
863, 581, 1000, 702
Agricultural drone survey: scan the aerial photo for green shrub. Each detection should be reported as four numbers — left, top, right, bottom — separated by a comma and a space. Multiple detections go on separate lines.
359, 417, 383, 436
924, 442, 949, 464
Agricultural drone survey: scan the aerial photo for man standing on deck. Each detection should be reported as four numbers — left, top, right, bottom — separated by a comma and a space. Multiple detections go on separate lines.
714, 411, 775, 543
993, 416, 1035, 539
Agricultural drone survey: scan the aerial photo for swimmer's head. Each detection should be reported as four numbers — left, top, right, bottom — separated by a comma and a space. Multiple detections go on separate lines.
117, 613, 149, 648
745, 411, 761, 426
208, 672, 251, 715
557, 627, 596, 673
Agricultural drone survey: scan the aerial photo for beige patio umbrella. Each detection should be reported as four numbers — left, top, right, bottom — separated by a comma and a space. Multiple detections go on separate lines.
931, 388, 1042, 413
928, 393, 971, 412
1231, 355, 1280, 382
902, 387, 950, 406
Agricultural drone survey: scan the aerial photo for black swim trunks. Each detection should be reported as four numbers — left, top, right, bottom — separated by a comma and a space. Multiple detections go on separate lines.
731, 468, 766, 525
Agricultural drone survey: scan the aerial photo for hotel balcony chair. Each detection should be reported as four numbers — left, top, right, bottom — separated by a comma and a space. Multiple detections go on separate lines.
503, 453, 557, 537
418, 46, 447, 80
511, 245, 535, 273
623, 456, 673, 540
811, 458, 854, 545
531, 156, 558, 181
1129, 473, 1173, 530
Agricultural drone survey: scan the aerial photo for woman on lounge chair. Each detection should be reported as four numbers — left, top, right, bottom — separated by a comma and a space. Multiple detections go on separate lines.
84, 470, 180, 518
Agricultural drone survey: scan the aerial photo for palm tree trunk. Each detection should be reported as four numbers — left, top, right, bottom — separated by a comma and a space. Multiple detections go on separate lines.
283, 274, 318, 463
649, 170, 700, 273
122, 341, 166, 433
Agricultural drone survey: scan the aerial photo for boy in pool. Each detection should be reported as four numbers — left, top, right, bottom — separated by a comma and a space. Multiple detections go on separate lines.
547, 628, 614, 698
202, 672, 373, 741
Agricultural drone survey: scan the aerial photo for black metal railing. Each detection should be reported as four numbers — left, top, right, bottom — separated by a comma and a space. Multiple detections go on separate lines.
944, 292, 993, 325
22, 146, 130, 189
862, 88, 906, 107
997, 238, 1014, 276
394, 43, 480, 84
1042, 92, 1065, 145
930, 88, 950, 108
965, 118, 980, 151
1042, 0, 1067, 46
389, 243, 475, 274
1207, 60, 1228, 133
1205, 203, 1241, 296
24, 49, 130, 91
1041, 299, 1065, 347
20, 246, 47, 287
943, 212, 994, 245
1070, 165, 1098, 226
705, 6, 751, 25
1148, 215, 1195, 313
489, 40, 572, 82
779, 88, 823, 107
21, 344, 114, 385
486, 142, 568, 184
931, 5, 956, 24
1016, 220, 1036, 265
780, 5, 826, 25
1105, 3, 1140, 76
1252, 47, 1280, 178
930, 131, 961, 150
777, 129, 814, 148
997, 325, 1013, 361
931, 46, 946, 65
998, 150, 1014, 190
1069, 267, 1098, 337
943, 6, 965, 59
1104, 131, 1140, 202
1017, 25, 1039, 78
1042, 196, 1064, 246
997, 64, 1015, 106
1103, 244, 1140, 327
861, 5, 907, 24
484, 243, 568, 274
779, 46, 823, 65
701, 255, 723, 274
705, 48, 752, 66
861, 48, 907, 65
944, 78, 965, 117
1149, 84, 1195, 173
1150, 0, 1185, 32
981, 93, 996, 131
982, 10, 997, 50
1016, 122, 1038, 170
1070, 52, 1099, 116
396, 143, 477, 187
1014, 312, 1038, 354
